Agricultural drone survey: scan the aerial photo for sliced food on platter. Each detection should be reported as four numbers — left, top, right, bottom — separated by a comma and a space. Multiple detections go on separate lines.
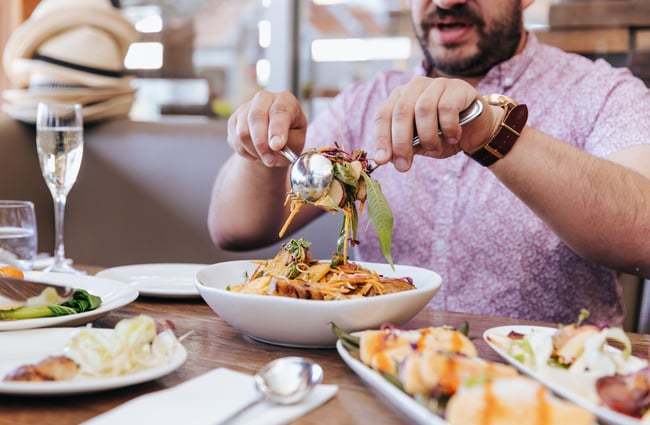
334, 323, 595, 425
0, 315, 187, 395
484, 311, 649, 425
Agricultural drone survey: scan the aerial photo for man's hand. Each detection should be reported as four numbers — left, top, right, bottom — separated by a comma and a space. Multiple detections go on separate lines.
374, 76, 500, 171
227, 90, 308, 167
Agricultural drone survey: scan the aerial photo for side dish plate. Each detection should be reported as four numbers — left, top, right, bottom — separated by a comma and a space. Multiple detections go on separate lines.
0, 327, 187, 395
484, 325, 641, 425
0, 271, 139, 331
96, 263, 207, 298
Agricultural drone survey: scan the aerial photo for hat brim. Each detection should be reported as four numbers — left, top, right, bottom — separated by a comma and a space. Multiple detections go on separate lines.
2, 9, 138, 87
3, 86, 136, 106
2, 93, 135, 124
9, 58, 134, 89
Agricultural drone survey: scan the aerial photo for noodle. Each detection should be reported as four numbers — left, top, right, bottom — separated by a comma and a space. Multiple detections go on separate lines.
228, 239, 415, 300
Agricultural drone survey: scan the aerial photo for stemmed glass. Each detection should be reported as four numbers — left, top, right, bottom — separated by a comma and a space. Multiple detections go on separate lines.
35, 102, 85, 274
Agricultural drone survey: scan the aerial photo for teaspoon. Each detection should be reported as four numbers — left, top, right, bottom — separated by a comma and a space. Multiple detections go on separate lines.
216, 356, 323, 424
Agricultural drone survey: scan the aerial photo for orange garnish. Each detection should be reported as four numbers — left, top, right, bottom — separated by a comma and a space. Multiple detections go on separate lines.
0, 265, 24, 279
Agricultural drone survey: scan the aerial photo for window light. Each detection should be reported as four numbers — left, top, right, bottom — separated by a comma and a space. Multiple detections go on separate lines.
311, 37, 411, 62
124, 42, 163, 70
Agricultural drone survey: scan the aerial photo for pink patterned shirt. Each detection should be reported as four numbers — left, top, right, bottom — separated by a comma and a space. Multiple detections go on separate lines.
305, 33, 650, 326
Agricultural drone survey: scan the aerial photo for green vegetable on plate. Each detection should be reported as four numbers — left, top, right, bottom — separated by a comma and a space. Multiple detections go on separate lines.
0, 288, 102, 320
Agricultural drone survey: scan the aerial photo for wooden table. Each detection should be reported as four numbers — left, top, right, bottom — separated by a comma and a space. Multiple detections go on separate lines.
3, 270, 650, 425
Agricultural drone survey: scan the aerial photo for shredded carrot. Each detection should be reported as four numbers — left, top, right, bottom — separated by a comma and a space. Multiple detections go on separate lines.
279, 199, 303, 238
229, 240, 414, 300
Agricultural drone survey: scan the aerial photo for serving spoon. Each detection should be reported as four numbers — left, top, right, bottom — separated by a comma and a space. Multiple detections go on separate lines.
216, 356, 323, 424
279, 98, 483, 202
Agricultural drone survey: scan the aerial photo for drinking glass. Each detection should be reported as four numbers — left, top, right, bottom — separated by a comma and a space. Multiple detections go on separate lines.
0, 200, 37, 271
36, 102, 85, 274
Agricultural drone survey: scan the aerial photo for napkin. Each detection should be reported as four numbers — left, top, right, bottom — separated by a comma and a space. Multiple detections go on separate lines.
81, 368, 338, 425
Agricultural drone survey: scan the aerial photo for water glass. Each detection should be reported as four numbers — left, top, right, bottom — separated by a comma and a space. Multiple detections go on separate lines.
0, 200, 37, 271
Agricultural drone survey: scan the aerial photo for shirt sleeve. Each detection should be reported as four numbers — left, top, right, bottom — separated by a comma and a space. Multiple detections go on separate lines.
583, 60, 650, 158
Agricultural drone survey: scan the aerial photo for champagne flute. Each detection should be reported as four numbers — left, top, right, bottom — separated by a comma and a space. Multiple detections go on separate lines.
36, 102, 84, 274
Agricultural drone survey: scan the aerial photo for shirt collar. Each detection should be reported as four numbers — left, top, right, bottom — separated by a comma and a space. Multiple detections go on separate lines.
481, 31, 538, 92
414, 31, 539, 92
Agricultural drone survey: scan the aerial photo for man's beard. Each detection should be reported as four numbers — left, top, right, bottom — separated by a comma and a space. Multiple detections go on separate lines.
415, 3, 523, 77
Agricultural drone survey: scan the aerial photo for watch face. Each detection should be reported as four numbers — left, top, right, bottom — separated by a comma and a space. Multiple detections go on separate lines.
485, 93, 518, 107
468, 101, 528, 167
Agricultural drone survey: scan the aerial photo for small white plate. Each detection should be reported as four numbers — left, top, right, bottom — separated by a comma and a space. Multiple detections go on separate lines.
336, 336, 449, 425
484, 325, 641, 425
0, 271, 139, 331
96, 264, 208, 299
0, 327, 187, 395
197, 261, 442, 348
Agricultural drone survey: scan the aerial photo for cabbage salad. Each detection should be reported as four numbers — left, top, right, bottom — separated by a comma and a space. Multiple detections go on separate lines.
64, 314, 182, 377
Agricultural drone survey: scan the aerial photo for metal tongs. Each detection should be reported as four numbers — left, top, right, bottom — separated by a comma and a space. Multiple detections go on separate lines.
280, 99, 484, 201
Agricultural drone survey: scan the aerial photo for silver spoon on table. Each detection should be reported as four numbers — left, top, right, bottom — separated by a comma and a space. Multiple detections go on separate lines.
216, 356, 323, 425
279, 99, 484, 202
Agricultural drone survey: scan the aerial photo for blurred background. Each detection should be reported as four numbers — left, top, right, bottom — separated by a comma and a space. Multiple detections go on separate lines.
1, 0, 648, 123
0, 0, 648, 331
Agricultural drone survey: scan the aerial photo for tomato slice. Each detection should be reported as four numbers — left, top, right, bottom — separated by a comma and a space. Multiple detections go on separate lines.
0, 265, 24, 279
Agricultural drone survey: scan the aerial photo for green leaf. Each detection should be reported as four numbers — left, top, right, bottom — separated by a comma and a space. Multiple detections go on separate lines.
61, 289, 102, 312
47, 305, 79, 316
350, 202, 359, 242
361, 172, 394, 268
456, 321, 470, 336
330, 322, 360, 351
283, 238, 311, 260
333, 162, 360, 188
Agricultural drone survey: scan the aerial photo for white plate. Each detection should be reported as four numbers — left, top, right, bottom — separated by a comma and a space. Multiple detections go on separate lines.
96, 264, 207, 298
484, 325, 641, 425
0, 271, 139, 331
196, 261, 442, 348
0, 327, 187, 395
336, 336, 449, 425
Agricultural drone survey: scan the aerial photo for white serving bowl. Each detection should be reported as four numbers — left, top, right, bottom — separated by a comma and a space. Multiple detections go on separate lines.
195, 260, 442, 348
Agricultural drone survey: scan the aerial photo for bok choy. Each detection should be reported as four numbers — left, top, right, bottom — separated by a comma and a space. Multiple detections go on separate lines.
0, 287, 102, 320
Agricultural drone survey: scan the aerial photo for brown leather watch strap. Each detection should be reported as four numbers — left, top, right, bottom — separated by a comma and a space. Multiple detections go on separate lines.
466, 95, 528, 167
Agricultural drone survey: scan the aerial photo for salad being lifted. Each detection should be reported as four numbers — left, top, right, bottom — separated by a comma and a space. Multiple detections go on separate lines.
279, 144, 394, 267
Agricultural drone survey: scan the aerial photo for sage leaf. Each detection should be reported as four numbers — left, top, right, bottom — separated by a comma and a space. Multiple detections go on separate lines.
361, 171, 394, 268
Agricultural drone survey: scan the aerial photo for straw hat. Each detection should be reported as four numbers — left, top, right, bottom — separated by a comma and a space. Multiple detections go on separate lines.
2, 0, 138, 88
10, 26, 135, 89
1, 0, 139, 123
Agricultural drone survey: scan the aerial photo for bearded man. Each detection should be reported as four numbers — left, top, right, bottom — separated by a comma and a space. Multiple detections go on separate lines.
208, 0, 650, 326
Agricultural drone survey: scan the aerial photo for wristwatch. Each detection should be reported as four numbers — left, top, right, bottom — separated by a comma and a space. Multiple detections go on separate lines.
466, 94, 528, 167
